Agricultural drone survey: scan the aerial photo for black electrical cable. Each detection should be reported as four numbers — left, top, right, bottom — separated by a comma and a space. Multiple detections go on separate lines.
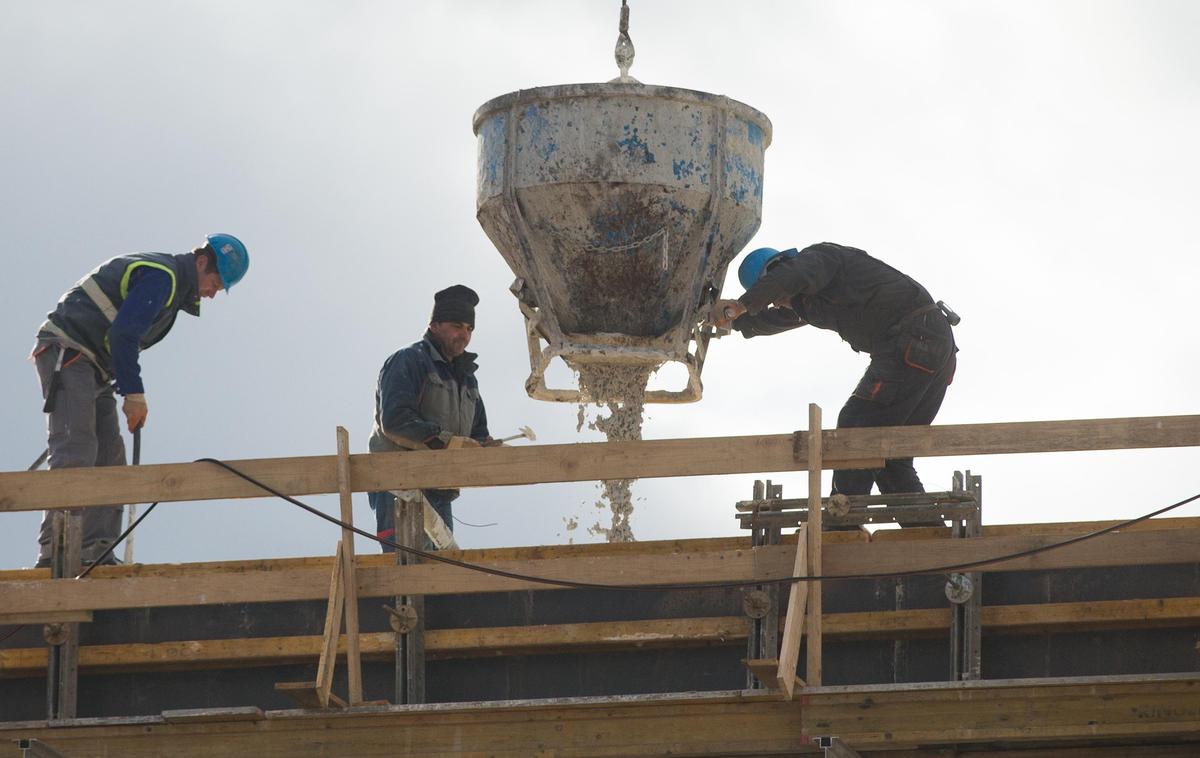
197, 457, 1200, 592
0, 503, 160, 645
77, 503, 159, 579
454, 515, 499, 528
2, 457, 1194, 650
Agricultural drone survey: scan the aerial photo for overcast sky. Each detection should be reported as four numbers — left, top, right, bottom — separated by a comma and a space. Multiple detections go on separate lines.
1, 1, 1197, 569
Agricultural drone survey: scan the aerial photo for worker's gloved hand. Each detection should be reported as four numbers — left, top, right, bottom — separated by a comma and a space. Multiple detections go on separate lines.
481, 437, 503, 447
707, 299, 746, 328
122, 393, 148, 432
446, 435, 482, 450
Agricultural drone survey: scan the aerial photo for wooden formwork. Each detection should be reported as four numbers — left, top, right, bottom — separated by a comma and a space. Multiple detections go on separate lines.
1, 413, 1199, 756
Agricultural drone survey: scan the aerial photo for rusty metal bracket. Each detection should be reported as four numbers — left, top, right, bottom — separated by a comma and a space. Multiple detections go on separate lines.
385, 604, 419, 635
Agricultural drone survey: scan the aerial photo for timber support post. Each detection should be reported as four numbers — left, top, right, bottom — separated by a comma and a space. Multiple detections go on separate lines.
805, 403, 824, 687
744, 479, 781, 690
393, 490, 427, 704
334, 427, 363, 705
45, 510, 80, 720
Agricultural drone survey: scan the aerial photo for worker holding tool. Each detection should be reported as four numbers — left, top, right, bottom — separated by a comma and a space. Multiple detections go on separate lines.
30, 234, 250, 567
367, 285, 494, 551
710, 243, 958, 515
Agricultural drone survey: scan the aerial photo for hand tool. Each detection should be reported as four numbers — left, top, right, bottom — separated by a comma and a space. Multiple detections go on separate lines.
497, 426, 536, 444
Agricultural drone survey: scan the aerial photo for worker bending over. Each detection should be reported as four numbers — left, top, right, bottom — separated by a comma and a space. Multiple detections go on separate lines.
368, 285, 493, 550
32, 234, 250, 567
712, 243, 957, 512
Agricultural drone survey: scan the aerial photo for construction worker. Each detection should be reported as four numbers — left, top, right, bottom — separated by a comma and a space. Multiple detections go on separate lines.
712, 242, 957, 509
31, 234, 250, 567
368, 285, 493, 551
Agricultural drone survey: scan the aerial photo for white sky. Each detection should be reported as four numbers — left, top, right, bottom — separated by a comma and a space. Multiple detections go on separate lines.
1, 1, 1197, 569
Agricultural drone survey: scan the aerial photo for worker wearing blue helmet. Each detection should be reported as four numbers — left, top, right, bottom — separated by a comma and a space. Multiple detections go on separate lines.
711, 243, 958, 522
30, 234, 249, 567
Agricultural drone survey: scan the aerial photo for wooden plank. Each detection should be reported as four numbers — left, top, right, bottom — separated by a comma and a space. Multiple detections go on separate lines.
819, 529, 1200, 576
313, 540, 344, 707
805, 403, 823, 689
273, 681, 345, 710
7, 598, 1198, 678
823, 738, 863, 758
4, 514, 1192, 586
423, 498, 458, 551
0, 676, 1195, 756
2, 525, 1198, 616
334, 427, 363, 705
0, 547, 778, 613
799, 675, 1200, 747
162, 707, 263, 723
0, 611, 92, 625
775, 524, 807, 698
273, 681, 324, 709
0, 617, 753, 677
818, 414, 1200, 462
2, 414, 1197, 512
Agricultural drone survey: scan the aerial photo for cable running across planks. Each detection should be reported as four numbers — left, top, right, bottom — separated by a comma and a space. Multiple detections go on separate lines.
197, 458, 1200, 592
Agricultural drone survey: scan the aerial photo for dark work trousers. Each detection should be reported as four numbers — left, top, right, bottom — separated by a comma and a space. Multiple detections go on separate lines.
368, 489, 455, 552
831, 311, 957, 496
33, 340, 126, 566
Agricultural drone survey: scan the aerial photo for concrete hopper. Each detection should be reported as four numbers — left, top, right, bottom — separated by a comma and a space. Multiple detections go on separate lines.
474, 83, 771, 402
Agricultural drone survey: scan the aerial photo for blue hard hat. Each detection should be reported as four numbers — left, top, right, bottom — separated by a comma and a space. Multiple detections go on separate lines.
738, 247, 786, 290
205, 233, 250, 291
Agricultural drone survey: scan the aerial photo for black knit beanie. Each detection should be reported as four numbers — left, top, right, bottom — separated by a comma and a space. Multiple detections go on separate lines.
431, 285, 479, 327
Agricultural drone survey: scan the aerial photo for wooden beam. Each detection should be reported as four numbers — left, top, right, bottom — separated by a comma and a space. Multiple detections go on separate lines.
2, 526, 1198, 616
275, 540, 344, 710
0, 676, 1196, 756
162, 707, 263, 724
334, 428, 363, 705
0, 611, 92, 625
314, 540, 345, 706
1, 414, 1196, 512
273, 681, 345, 710
775, 524, 807, 698
392, 490, 458, 550
0, 546, 781, 614
822, 738, 863, 758
805, 403, 823, 688
4, 514, 1190, 586
3, 598, 1199, 678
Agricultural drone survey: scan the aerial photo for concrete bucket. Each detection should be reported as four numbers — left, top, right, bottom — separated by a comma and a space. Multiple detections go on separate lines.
474, 83, 771, 402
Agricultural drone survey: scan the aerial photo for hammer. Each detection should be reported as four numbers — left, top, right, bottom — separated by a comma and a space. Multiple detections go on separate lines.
496, 425, 537, 444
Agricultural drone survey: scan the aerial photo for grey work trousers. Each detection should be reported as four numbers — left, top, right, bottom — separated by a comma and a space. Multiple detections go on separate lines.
34, 340, 126, 566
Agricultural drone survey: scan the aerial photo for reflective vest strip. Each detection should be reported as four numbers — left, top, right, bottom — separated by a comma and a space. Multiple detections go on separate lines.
80, 278, 119, 322
119, 261, 178, 308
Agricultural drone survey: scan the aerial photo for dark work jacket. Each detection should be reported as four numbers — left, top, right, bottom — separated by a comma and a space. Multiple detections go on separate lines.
369, 332, 490, 455
40, 253, 201, 378
735, 243, 935, 355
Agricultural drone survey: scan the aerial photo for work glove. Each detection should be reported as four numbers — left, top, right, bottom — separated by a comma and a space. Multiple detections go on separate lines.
122, 393, 148, 432
707, 299, 746, 328
446, 435, 482, 449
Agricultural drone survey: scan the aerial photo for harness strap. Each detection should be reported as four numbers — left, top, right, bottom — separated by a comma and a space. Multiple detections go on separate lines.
36, 322, 109, 380
80, 277, 119, 322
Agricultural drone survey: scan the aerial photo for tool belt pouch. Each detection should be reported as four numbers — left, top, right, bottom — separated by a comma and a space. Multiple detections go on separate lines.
902, 329, 951, 374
